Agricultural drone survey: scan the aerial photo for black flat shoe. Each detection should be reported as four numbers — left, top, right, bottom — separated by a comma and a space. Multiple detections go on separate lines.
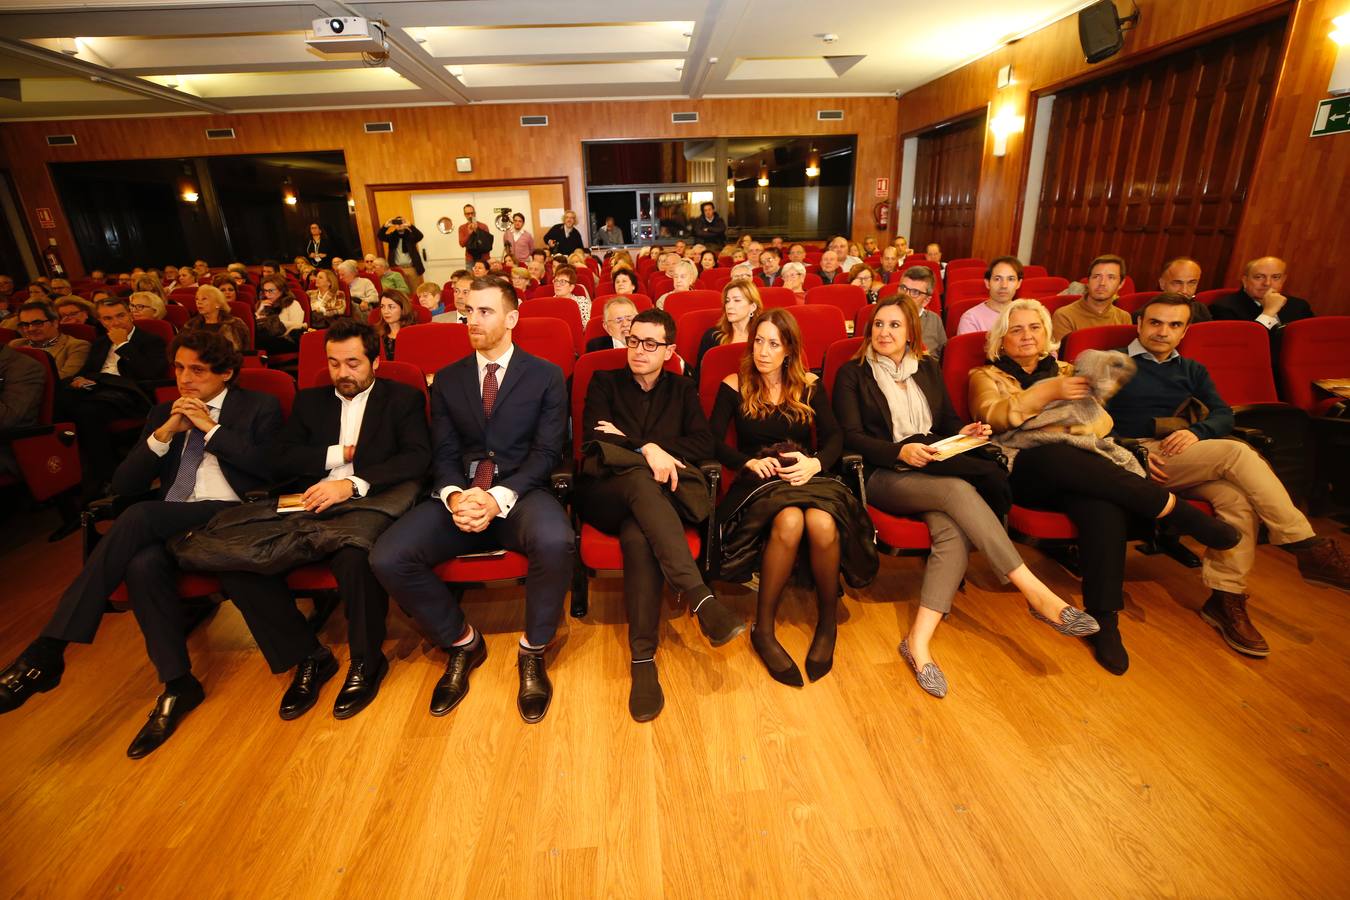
333, 655, 388, 720
691, 592, 746, 647
0, 655, 64, 714
127, 680, 204, 759
750, 626, 803, 688
628, 660, 663, 722
279, 651, 339, 720
430, 635, 486, 717
517, 651, 552, 724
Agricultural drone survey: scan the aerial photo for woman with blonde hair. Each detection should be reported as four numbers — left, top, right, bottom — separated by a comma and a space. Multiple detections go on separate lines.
709, 308, 877, 687
780, 261, 807, 301
128, 290, 166, 321
695, 277, 762, 369
185, 284, 250, 350
834, 294, 1096, 698
308, 268, 348, 328
133, 272, 167, 301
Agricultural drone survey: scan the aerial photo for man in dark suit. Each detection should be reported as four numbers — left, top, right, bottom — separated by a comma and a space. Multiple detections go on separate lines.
0, 331, 281, 758
218, 319, 430, 721
576, 309, 744, 722
65, 296, 169, 498
584, 296, 638, 354
371, 275, 572, 724
1209, 256, 1313, 358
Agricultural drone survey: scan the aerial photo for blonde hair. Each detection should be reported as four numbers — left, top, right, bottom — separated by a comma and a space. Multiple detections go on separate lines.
985, 298, 1058, 362
130, 290, 166, 318
195, 284, 230, 316
781, 261, 806, 279
716, 278, 763, 345
671, 258, 697, 281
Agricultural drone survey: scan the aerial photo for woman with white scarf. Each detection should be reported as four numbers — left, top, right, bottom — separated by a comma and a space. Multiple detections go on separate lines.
832, 295, 1099, 698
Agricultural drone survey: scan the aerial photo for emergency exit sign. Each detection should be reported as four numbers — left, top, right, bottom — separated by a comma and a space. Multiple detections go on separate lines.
1311, 96, 1350, 137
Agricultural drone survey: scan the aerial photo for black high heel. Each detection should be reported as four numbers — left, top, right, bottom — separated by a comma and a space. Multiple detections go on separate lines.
750, 626, 803, 688
805, 631, 835, 682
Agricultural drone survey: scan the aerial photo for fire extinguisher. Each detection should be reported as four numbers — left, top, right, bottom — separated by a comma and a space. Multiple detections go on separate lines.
43, 238, 67, 278
872, 202, 890, 231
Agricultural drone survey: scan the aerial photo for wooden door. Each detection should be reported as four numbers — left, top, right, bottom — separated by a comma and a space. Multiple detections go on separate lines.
910, 112, 985, 260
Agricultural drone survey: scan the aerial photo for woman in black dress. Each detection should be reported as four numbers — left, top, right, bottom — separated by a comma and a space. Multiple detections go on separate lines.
709, 308, 877, 686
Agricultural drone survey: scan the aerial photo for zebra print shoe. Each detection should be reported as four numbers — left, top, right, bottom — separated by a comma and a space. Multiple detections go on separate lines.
1029, 604, 1101, 637
899, 639, 948, 699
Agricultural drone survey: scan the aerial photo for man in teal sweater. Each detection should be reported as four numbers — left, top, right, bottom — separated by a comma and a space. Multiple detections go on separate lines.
1108, 293, 1349, 656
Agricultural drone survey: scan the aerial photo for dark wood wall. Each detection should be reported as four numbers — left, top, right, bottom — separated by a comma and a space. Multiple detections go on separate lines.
1032, 20, 1284, 287
909, 113, 985, 260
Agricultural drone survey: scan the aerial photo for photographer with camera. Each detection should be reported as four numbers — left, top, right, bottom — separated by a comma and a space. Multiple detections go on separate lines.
457, 204, 493, 267
380, 215, 425, 291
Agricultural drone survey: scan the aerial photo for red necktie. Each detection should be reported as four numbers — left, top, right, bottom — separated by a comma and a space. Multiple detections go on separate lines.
472, 363, 500, 490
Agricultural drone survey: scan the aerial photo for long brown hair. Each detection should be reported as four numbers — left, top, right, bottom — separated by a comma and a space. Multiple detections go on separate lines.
260, 273, 296, 310
739, 307, 813, 424
853, 294, 927, 363
716, 277, 763, 345
375, 289, 417, 337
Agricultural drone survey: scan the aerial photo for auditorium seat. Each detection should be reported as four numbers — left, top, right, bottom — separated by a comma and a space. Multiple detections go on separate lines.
58, 322, 97, 343
1194, 287, 1237, 307
697, 342, 751, 500
365, 305, 432, 326
295, 328, 330, 390
395, 322, 472, 379
784, 305, 847, 372
1040, 294, 1080, 316
696, 268, 732, 290
675, 308, 724, 368
663, 290, 722, 323
805, 284, 868, 325
946, 279, 989, 307
132, 317, 176, 344
1117, 291, 1161, 315
1060, 325, 1136, 362
758, 286, 798, 309
944, 297, 986, 336
517, 298, 585, 356
1021, 276, 1071, 298
1022, 264, 1049, 280
513, 316, 577, 378
1, 347, 80, 505
1278, 317, 1350, 415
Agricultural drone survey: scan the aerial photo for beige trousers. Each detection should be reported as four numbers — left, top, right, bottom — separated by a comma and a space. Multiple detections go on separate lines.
1141, 437, 1314, 593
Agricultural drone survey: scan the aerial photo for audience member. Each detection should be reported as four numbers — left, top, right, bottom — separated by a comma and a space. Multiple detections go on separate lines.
1209, 257, 1313, 357
544, 210, 587, 256
11, 300, 90, 379
817, 251, 844, 286
698, 249, 718, 273
876, 246, 901, 284
0, 344, 44, 478
897, 266, 946, 360
0, 274, 15, 314
254, 274, 306, 355
781, 262, 807, 301
1051, 254, 1132, 341
371, 258, 410, 295
956, 256, 1022, 335
308, 269, 348, 328
787, 244, 807, 265
862, 236, 880, 256
1155, 257, 1211, 324
848, 264, 878, 302
586, 296, 638, 353
416, 281, 444, 317
610, 269, 639, 297
304, 222, 336, 268
691, 202, 727, 247
504, 212, 535, 265
656, 259, 697, 311
595, 216, 625, 246
696, 278, 762, 369
55, 296, 97, 329
458, 204, 493, 266
746, 242, 763, 269
129, 291, 166, 321
374, 289, 416, 360
182, 285, 249, 352
550, 265, 593, 327
828, 236, 862, 271
338, 259, 378, 312
757, 248, 783, 287
380, 216, 425, 290
925, 243, 945, 277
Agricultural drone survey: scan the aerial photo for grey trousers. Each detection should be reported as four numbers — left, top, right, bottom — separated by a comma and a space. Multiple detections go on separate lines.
866, 468, 1024, 613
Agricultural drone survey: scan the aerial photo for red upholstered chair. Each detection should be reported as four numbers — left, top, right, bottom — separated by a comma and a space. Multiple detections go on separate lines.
758, 286, 798, 309
944, 297, 986, 337
1060, 325, 1137, 362
1, 347, 80, 506
821, 337, 931, 557
235, 367, 297, 419
946, 257, 987, 270
163, 304, 190, 330
133, 317, 176, 344
1022, 264, 1049, 280
854, 303, 876, 337
676, 308, 724, 367
395, 322, 472, 379
591, 292, 653, 312
805, 284, 868, 325
697, 342, 748, 497
517, 297, 585, 356
1194, 287, 1237, 307
58, 322, 97, 343
802, 273, 823, 291
946, 278, 988, 306
784, 304, 847, 372
569, 348, 701, 612
663, 290, 723, 323
1040, 294, 1080, 316
1278, 317, 1350, 415
1116, 291, 1161, 315
513, 316, 577, 379
696, 268, 732, 291
1021, 276, 1071, 298
295, 328, 331, 390
647, 273, 674, 298
168, 287, 198, 306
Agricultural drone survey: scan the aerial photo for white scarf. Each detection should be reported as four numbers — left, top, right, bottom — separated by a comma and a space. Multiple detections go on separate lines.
867, 350, 932, 442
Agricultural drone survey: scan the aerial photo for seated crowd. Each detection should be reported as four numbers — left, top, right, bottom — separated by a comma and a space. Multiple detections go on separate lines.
0, 225, 1345, 759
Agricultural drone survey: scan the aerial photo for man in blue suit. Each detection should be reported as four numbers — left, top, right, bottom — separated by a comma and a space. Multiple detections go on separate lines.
371, 275, 572, 723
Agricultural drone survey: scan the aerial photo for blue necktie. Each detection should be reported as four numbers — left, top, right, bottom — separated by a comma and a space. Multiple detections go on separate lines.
165, 428, 206, 502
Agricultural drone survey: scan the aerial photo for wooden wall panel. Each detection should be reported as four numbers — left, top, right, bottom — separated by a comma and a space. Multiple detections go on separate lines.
909, 113, 985, 259
0, 97, 897, 278
1032, 20, 1285, 285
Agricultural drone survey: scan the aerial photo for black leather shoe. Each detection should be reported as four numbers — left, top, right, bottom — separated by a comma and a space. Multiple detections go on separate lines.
517, 651, 552, 723
691, 592, 747, 648
126, 680, 204, 759
333, 655, 388, 720
430, 636, 486, 717
0, 655, 64, 714
279, 650, 339, 721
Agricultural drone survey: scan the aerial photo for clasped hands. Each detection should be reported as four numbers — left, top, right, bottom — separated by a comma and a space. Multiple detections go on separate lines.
153, 396, 216, 443
745, 451, 821, 486
446, 487, 500, 533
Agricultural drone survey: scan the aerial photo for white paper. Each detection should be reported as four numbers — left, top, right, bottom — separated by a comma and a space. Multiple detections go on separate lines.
539, 208, 564, 228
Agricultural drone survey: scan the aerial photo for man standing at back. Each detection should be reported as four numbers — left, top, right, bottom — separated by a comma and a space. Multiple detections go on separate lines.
458, 204, 492, 267
1051, 254, 1133, 341
371, 275, 572, 724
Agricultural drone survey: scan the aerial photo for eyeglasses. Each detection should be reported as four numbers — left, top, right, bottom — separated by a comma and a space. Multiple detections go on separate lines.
553, 278, 573, 287
17, 319, 52, 329
900, 285, 932, 298
129, 303, 156, 312
625, 336, 670, 352
606, 315, 635, 326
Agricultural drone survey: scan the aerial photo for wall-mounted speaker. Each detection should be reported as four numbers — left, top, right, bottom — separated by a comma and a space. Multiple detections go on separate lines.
1078, 0, 1140, 65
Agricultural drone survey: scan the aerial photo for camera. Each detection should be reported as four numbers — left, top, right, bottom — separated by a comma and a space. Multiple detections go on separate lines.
391, 216, 404, 224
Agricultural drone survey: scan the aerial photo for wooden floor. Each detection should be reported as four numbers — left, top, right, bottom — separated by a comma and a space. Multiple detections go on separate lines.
0, 505, 1347, 899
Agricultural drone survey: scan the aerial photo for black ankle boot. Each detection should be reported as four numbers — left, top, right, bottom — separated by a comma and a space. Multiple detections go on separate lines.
1088, 612, 1129, 675
1163, 502, 1240, 550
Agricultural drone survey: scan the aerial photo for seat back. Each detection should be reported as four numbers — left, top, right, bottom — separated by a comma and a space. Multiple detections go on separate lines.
698, 342, 745, 437
784, 305, 847, 371
855, 303, 876, 337
696, 268, 732, 291
1178, 320, 1278, 404
296, 328, 330, 389
663, 290, 723, 322
945, 296, 986, 336
758, 286, 798, 309
163, 304, 190, 330
822, 337, 864, 396
8, 347, 80, 500
1278, 316, 1350, 413
1040, 294, 1081, 316
1060, 325, 1137, 362
571, 347, 680, 459
513, 316, 576, 378
676, 308, 725, 366
805, 284, 867, 321
1116, 291, 1161, 315
1021, 264, 1049, 280
235, 366, 297, 420
942, 332, 989, 422
1194, 287, 1237, 307
133, 317, 176, 345
168, 287, 198, 305
375, 359, 430, 403
647, 273, 674, 298
1021, 276, 1070, 298
395, 323, 472, 377
517, 297, 585, 355
946, 279, 988, 305
58, 322, 97, 343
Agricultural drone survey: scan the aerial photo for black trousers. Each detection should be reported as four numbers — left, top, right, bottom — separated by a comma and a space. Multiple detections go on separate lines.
65, 385, 150, 495
576, 470, 707, 659
1009, 444, 1168, 614
42, 499, 232, 682
370, 489, 572, 649
219, 546, 387, 673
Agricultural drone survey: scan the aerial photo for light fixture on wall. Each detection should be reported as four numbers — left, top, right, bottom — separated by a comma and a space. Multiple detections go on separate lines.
347, 196, 356, 210
182, 189, 199, 203
757, 160, 769, 187
282, 178, 297, 206
1330, 14, 1350, 94
989, 107, 1025, 157
805, 146, 820, 178
176, 166, 198, 203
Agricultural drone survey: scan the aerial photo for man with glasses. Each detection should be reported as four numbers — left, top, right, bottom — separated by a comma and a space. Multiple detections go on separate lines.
10, 300, 90, 379
576, 307, 744, 721
756, 247, 783, 287
897, 265, 946, 359
586, 296, 638, 353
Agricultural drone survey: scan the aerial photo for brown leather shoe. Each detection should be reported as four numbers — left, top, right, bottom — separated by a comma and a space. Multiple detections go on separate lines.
1290, 538, 1350, 592
1199, 591, 1269, 657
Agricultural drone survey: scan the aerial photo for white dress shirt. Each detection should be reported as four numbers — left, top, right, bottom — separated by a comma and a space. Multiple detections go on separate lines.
323, 380, 374, 497
437, 343, 518, 518
146, 387, 239, 502
101, 325, 136, 375
1249, 296, 1280, 330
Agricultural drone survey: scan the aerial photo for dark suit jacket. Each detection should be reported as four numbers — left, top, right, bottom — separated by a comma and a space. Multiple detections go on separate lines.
585, 335, 624, 355
379, 225, 426, 275
112, 385, 282, 499
429, 347, 567, 497
832, 355, 963, 477
756, 271, 781, 287
818, 269, 844, 285
1209, 289, 1313, 327
270, 378, 431, 493
79, 326, 168, 385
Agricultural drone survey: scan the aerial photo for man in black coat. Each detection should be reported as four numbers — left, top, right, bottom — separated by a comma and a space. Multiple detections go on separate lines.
0, 331, 281, 759
218, 319, 431, 721
65, 296, 168, 498
575, 309, 743, 721
371, 275, 572, 724
543, 209, 587, 256
690, 202, 727, 248
379, 216, 426, 285
1209, 256, 1313, 359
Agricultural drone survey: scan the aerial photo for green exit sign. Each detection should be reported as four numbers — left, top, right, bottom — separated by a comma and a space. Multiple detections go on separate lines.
1311, 96, 1350, 137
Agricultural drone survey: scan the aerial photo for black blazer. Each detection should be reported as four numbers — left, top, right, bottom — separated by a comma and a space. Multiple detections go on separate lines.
79, 326, 167, 385
832, 355, 963, 477
1209, 289, 1313, 327
112, 385, 282, 499
582, 368, 714, 465
429, 347, 567, 497
585, 335, 622, 354
270, 378, 431, 494
379, 225, 426, 275
818, 270, 844, 285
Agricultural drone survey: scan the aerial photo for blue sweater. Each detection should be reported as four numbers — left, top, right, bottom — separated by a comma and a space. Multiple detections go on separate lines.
1108, 350, 1234, 440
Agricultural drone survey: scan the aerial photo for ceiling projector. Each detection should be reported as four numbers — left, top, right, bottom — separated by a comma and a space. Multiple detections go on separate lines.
307, 17, 386, 53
